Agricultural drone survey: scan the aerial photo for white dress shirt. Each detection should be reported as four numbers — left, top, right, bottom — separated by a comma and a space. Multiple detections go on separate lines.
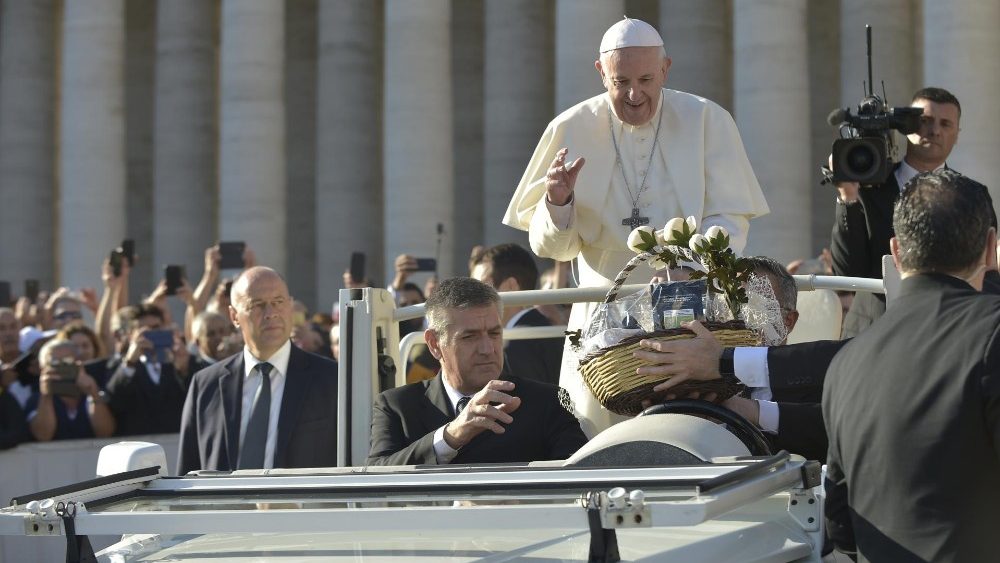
432, 375, 470, 464
238, 340, 291, 469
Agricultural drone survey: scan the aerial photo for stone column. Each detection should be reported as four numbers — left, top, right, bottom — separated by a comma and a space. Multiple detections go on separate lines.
316, 0, 382, 306
734, 0, 811, 262
451, 0, 484, 274
483, 0, 553, 246
125, 0, 156, 294
285, 0, 317, 308
59, 0, 126, 290
218, 0, 286, 273
153, 0, 217, 296
0, 0, 56, 289
840, 0, 915, 109
659, 0, 732, 110
923, 0, 1000, 215
808, 0, 840, 251
383, 0, 453, 280
555, 0, 623, 112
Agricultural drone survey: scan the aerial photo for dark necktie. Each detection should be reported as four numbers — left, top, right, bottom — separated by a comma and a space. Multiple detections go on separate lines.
455, 396, 471, 416
238, 362, 272, 469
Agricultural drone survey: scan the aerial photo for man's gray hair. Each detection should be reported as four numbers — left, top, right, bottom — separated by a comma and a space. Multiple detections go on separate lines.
192, 311, 227, 338
746, 256, 797, 312
424, 277, 502, 341
39, 338, 75, 365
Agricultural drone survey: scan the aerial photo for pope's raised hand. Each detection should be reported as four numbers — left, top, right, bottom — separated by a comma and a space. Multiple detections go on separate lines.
545, 148, 585, 206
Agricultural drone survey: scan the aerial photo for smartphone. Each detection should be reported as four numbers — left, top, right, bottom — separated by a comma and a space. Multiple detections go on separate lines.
218, 241, 246, 269
414, 258, 437, 272
164, 265, 185, 296
120, 239, 135, 266
0, 281, 10, 307
110, 249, 124, 277
49, 361, 80, 397
24, 279, 40, 303
349, 252, 366, 283
144, 329, 174, 364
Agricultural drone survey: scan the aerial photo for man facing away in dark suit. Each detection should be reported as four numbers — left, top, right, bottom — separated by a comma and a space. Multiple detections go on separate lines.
368, 277, 588, 466
824, 170, 1000, 562
830, 87, 974, 338
177, 267, 338, 475
470, 243, 563, 386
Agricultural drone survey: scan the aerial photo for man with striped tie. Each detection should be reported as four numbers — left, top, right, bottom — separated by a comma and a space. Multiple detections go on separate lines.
177, 267, 338, 474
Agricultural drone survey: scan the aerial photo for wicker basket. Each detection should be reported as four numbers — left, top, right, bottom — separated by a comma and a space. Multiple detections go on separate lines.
577, 252, 759, 416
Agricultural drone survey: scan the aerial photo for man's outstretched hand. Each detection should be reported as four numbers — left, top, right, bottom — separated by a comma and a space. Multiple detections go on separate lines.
632, 320, 724, 393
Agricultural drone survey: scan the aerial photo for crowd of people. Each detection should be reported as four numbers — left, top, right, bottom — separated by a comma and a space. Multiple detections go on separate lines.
0, 15, 993, 563
0, 242, 339, 449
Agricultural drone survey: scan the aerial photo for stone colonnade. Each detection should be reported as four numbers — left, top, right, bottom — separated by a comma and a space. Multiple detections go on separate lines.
0, 0, 997, 309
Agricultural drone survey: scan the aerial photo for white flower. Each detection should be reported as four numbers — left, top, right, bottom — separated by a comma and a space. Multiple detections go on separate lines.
663, 217, 685, 242
705, 225, 729, 242
654, 229, 667, 246
627, 226, 656, 253
685, 215, 698, 232
689, 233, 708, 252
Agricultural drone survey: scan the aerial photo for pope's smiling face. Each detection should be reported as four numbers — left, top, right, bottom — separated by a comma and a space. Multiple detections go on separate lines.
596, 46, 670, 127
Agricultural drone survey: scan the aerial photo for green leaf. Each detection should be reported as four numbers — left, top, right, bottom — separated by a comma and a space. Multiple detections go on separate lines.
639, 229, 656, 246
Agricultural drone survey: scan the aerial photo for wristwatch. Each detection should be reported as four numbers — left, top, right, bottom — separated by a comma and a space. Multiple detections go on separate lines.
718, 347, 738, 385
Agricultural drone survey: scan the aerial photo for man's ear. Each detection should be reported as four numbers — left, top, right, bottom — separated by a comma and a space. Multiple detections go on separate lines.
984, 227, 997, 271
662, 56, 672, 79
497, 276, 520, 293
785, 310, 799, 334
228, 305, 239, 329
424, 328, 442, 360
890, 237, 903, 273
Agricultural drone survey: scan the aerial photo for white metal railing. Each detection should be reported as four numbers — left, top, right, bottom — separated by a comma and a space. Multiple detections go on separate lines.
392, 275, 885, 322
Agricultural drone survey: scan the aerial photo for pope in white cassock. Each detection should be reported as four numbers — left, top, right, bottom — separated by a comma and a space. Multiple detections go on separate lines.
502, 17, 769, 436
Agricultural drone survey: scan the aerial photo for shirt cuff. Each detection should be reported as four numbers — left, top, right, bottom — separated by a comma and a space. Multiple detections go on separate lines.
757, 400, 779, 434
544, 196, 574, 230
433, 425, 459, 464
734, 346, 772, 400
121, 365, 136, 378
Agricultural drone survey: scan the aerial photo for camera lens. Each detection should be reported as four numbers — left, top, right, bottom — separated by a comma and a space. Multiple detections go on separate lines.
845, 144, 878, 176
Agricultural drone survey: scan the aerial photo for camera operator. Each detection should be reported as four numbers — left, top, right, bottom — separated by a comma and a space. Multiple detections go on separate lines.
830, 87, 992, 337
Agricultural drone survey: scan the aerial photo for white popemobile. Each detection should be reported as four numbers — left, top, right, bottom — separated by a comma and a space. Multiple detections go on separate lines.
0, 274, 884, 562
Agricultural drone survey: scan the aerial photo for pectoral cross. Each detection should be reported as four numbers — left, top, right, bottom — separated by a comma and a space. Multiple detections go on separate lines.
621, 207, 650, 229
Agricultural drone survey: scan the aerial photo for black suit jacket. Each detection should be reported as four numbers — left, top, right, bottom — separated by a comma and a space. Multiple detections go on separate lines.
176, 344, 338, 475
106, 361, 188, 436
504, 308, 563, 386
831, 166, 995, 337
367, 374, 588, 466
823, 274, 1000, 561
762, 271, 1000, 462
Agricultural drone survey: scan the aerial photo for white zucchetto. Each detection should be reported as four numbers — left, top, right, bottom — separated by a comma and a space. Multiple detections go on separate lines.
599, 17, 664, 53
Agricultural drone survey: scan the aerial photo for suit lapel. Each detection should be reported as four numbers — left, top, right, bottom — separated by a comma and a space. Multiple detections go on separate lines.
423, 375, 453, 427
275, 346, 311, 466
219, 354, 245, 469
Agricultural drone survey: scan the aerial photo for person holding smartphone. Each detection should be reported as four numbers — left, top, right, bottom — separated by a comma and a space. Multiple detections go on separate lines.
26, 338, 114, 441
104, 304, 189, 436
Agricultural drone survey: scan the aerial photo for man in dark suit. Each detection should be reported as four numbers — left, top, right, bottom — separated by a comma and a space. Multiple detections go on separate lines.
824, 170, 1000, 561
830, 87, 976, 338
105, 304, 189, 436
177, 267, 338, 475
368, 277, 587, 466
470, 243, 563, 386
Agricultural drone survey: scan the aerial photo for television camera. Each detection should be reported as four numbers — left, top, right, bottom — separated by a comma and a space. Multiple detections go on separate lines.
826, 25, 923, 185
